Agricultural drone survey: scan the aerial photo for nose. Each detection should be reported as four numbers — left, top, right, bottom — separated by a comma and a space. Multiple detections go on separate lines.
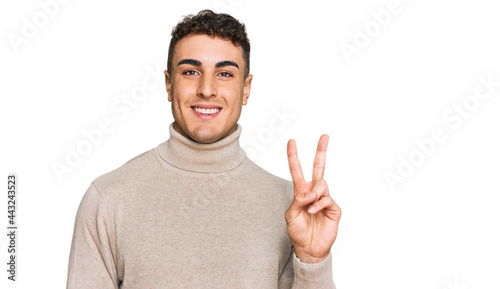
197, 74, 217, 98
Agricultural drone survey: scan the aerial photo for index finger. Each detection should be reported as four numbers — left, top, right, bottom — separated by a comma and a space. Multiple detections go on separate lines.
287, 139, 305, 184
312, 134, 329, 181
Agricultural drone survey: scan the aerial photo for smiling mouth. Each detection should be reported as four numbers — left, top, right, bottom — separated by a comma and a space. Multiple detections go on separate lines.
193, 107, 220, 115
191, 106, 222, 118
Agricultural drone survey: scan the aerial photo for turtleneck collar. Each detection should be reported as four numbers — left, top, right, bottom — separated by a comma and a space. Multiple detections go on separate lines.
156, 122, 247, 173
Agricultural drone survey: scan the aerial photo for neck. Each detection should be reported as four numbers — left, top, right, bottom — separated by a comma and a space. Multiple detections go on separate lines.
157, 122, 246, 173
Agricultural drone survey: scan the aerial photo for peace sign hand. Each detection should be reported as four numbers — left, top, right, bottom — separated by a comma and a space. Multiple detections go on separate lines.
285, 135, 341, 263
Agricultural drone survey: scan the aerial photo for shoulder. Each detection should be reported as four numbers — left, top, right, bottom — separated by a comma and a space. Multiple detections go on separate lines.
240, 157, 293, 198
242, 157, 291, 183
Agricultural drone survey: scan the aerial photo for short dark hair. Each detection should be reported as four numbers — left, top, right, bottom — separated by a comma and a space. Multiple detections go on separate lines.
167, 9, 251, 78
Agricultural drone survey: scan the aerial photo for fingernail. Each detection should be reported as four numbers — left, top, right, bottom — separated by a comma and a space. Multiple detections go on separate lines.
308, 206, 316, 213
306, 193, 314, 199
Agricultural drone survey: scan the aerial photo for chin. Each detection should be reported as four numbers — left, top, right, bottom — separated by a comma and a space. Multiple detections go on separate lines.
190, 127, 222, 144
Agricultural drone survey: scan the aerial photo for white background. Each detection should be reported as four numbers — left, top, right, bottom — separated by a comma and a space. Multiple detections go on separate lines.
1, 0, 500, 288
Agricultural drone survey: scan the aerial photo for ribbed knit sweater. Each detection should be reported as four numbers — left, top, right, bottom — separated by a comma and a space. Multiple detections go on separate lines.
67, 123, 335, 288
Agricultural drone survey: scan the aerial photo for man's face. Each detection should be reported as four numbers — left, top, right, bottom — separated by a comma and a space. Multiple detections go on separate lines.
165, 34, 252, 144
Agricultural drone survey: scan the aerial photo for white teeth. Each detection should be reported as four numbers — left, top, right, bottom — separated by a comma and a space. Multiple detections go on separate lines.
195, 107, 220, 115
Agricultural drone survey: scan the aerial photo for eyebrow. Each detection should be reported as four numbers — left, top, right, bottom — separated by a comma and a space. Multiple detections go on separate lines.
215, 60, 239, 69
177, 58, 239, 69
178, 59, 201, 66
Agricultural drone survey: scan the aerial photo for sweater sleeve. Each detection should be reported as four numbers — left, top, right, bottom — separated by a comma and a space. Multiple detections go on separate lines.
279, 247, 336, 289
66, 183, 119, 289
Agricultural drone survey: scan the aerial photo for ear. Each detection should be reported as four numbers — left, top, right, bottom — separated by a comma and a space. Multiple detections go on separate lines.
242, 74, 253, 106
165, 70, 172, 102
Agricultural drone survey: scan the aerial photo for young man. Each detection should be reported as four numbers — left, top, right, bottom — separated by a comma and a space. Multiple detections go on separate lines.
67, 10, 341, 288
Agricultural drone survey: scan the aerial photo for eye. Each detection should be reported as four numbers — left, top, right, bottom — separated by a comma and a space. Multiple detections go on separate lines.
218, 71, 233, 78
183, 70, 198, 76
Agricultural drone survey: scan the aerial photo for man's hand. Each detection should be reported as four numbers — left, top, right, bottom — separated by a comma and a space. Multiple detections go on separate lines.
285, 135, 341, 264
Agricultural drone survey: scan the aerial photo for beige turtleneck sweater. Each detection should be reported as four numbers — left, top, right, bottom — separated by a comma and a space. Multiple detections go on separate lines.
66, 123, 335, 288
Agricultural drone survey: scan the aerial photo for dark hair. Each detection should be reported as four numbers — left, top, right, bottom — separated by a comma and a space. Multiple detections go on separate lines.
167, 9, 251, 78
